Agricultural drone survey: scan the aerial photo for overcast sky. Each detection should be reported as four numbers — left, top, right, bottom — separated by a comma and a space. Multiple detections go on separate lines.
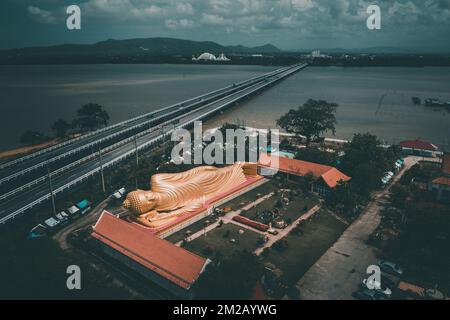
1, 0, 449, 52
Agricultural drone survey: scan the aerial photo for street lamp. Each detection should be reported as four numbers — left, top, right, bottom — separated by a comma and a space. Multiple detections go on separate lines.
46, 160, 56, 216
98, 147, 106, 193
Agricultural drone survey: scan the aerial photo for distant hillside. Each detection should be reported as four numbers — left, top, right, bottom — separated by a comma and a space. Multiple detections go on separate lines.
0, 37, 282, 64
227, 43, 281, 54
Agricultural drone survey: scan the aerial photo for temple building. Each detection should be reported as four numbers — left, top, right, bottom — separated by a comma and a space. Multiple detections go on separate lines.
399, 139, 439, 157
192, 52, 230, 61
91, 211, 210, 298
258, 153, 351, 195
90, 156, 351, 296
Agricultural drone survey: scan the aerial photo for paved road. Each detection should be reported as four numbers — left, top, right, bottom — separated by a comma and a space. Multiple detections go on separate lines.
296, 156, 419, 300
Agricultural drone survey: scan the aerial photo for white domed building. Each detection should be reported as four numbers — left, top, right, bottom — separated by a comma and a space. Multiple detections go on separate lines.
192, 52, 230, 61
216, 53, 230, 61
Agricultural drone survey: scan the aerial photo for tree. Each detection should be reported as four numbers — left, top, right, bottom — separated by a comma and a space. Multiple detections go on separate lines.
390, 184, 409, 209
295, 147, 338, 166
340, 133, 389, 196
19, 131, 48, 145
194, 251, 263, 299
352, 163, 382, 197
51, 119, 71, 138
277, 99, 338, 146
384, 204, 450, 291
279, 138, 292, 150
73, 103, 109, 131
326, 182, 358, 214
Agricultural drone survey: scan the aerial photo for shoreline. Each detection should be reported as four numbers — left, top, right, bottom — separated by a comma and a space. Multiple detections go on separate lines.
0, 139, 60, 161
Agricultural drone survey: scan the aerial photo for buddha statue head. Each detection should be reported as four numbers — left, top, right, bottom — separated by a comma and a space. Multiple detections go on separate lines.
123, 190, 158, 215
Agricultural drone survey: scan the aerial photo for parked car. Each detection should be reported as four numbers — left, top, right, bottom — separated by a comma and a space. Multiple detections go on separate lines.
43, 217, 61, 232
362, 278, 392, 298
67, 205, 80, 219
378, 260, 404, 276
381, 173, 393, 186
55, 211, 70, 226
267, 228, 279, 235
425, 289, 445, 300
353, 288, 387, 300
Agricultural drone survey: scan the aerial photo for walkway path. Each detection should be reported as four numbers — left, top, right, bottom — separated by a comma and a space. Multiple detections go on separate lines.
175, 192, 274, 246
254, 203, 321, 256
295, 156, 419, 300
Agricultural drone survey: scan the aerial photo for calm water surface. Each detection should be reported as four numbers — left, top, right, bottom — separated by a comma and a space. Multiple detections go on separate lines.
0, 65, 449, 151
210, 66, 450, 150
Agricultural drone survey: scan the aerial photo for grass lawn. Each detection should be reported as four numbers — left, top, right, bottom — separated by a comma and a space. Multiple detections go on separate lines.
165, 215, 218, 243
183, 223, 261, 259
215, 179, 276, 211
241, 192, 319, 224
262, 210, 348, 288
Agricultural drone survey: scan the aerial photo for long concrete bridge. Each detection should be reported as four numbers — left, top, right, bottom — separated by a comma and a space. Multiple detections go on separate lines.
0, 63, 307, 225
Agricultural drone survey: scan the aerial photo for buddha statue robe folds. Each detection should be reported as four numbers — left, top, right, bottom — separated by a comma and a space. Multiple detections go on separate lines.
123, 162, 257, 228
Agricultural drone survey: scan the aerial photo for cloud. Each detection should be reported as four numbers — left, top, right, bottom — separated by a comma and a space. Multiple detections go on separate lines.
27, 5, 57, 24
165, 18, 195, 30
176, 2, 195, 15
8, 0, 450, 51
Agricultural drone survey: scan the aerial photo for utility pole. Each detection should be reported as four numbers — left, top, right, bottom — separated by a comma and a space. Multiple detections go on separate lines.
161, 126, 166, 157
46, 163, 56, 216
98, 147, 106, 193
134, 134, 139, 190
134, 134, 139, 168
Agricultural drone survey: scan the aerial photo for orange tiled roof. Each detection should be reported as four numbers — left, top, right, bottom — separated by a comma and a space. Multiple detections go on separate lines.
258, 153, 350, 188
442, 154, 450, 175
92, 211, 208, 289
432, 177, 450, 186
320, 167, 351, 188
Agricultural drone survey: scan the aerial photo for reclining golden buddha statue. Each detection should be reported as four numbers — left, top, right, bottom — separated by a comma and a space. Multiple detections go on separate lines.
123, 162, 257, 228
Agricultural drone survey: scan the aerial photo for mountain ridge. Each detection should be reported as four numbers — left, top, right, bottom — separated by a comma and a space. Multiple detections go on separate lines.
0, 37, 282, 64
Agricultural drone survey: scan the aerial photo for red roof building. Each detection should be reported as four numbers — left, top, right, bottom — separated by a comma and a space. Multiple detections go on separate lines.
431, 176, 450, 187
258, 153, 350, 190
92, 211, 210, 297
399, 139, 438, 152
